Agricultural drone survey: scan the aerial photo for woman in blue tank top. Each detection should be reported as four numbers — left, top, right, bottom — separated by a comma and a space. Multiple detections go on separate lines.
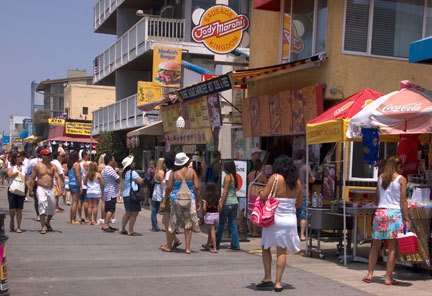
67, 151, 82, 225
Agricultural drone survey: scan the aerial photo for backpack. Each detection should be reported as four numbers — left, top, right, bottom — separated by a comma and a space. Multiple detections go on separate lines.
205, 162, 217, 183
176, 171, 192, 209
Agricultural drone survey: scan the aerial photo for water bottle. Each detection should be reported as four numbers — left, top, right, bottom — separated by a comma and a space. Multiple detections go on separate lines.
312, 192, 318, 208
318, 193, 323, 208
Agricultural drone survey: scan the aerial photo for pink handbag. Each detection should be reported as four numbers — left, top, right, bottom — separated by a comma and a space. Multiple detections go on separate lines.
251, 175, 279, 227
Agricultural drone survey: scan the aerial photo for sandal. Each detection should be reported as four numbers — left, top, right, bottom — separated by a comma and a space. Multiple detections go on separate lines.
173, 240, 182, 249
46, 225, 53, 232
128, 232, 142, 236
256, 281, 274, 289
202, 244, 210, 251
16, 228, 22, 233
71, 220, 80, 225
209, 249, 218, 253
362, 277, 372, 284
160, 246, 172, 252
40, 228, 47, 235
119, 230, 128, 235
384, 279, 399, 286
185, 250, 192, 254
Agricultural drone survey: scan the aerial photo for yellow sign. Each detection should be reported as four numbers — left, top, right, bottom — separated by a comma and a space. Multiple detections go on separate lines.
48, 118, 65, 126
65, 121, 92, 136
192, 5, 250, 54
137, 81, 163, 108
152, 46, 182, 88
282, 13, 291, 61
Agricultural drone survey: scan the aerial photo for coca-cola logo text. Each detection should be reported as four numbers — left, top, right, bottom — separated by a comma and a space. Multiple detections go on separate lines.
381, 103, 422, 113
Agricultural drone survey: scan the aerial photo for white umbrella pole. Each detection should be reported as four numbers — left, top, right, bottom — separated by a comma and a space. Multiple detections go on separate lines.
342, 141, 347, 266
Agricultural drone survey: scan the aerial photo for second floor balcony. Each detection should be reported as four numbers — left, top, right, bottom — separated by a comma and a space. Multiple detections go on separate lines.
92, 94, 160, 135
93, 15, 191, 84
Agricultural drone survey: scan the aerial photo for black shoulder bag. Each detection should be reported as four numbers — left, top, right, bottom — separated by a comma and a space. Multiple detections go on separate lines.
129, 170, 143, 202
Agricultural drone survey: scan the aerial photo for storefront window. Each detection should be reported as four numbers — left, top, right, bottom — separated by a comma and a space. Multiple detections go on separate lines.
288, 0, 327, 63
344, 0, 428, 58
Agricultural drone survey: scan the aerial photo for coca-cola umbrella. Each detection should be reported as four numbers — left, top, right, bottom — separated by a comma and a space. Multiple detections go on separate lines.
347, 81, 432, 138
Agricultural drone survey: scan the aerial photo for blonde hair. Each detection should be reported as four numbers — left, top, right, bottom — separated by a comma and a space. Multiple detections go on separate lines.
154, 158, 165, 182
87, 162, 98, 181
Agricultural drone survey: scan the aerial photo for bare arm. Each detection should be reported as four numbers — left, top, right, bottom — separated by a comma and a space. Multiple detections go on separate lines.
399, 176, 409, 224
295, 180, 304, 208
53, 164, 63, 196
28, 165, 39, 197
192, 170, 200, 203
98, 173, 105, 190
7, 167, 19, 179
218, 174, 231, 209
73, 163, 82, 192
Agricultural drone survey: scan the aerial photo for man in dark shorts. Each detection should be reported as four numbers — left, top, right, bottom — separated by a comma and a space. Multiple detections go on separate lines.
101, 154, 120, 232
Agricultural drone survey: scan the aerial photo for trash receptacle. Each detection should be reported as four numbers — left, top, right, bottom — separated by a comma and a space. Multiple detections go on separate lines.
0, 211, 9, 296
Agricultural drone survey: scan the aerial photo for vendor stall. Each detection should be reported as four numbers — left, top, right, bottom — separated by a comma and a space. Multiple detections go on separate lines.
347, 80, 432, 269
305, 88, 384, 265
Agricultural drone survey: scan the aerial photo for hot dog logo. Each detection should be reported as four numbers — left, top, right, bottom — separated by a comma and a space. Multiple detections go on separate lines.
192, 5, 249, 54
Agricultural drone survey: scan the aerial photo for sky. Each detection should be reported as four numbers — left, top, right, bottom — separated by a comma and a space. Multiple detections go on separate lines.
0, 0, 114, 134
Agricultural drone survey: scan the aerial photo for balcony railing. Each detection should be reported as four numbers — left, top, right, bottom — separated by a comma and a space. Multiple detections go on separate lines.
94, 0, 125, 31
93, 15, 186, 84
92, 94, 160, 135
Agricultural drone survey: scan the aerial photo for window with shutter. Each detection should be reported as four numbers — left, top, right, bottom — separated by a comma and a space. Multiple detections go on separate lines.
344, 0, 370, 53
344, 0, 429, 58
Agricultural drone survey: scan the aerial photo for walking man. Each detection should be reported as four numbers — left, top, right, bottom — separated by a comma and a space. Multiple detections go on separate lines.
101, 153, 120, 233
51, 151, 65, 213
25, 146, 44, 221
29, 149, 63, 234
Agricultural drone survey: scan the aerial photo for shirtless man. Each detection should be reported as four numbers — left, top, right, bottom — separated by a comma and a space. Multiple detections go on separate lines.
29, 149, 63, 234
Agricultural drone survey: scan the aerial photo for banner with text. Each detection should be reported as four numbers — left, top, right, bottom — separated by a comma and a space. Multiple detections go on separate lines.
65, 121, 92, 136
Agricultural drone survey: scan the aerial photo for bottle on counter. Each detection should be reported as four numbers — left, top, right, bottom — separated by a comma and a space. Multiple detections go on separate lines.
312, 192, 318, 208
318, 193, 323, 208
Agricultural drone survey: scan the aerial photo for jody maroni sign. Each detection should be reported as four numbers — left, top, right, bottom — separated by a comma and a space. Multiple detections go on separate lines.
192, 5, 249, 54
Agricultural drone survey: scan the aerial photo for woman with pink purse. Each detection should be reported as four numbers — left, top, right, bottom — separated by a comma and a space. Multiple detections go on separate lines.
256, 155, 303, 292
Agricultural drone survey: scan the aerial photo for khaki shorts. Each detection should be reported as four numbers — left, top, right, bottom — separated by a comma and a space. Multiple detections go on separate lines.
37, 186, 55, 216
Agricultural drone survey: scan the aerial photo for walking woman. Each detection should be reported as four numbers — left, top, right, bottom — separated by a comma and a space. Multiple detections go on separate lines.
7, 151, 26, 233
84, 162, 104, 225
68, 151, 82, 224
363, 156, 409, 286
164, 152, 201, 254
256, 155, 302, 292
120, 156, 144, 236
151, 158, 165, 232
216, 160, 240, 250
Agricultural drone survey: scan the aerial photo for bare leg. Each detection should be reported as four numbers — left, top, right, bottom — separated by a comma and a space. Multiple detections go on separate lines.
261, 247, 272, 282
121, 212, 131, 232
128, 212, 139, 234
300, 219, 307, 240
238, 210, 245, 232
365, 239, 382, 280
275, 247, 287, 289
385, 239, 398, 284
70, 194, 79, 223
210, 224, 217, 252
92, 199, 99, 223
185, 229, 192, 253
100, 199, 106, 220
103, 211, 113, 229
83, 200, 89, 221
16, 209, 22, 231
40, 214, 46, 231
78, 198, 83, 221
9, 209, 16, 230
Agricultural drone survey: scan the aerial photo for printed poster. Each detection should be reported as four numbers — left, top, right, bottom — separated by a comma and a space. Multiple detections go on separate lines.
152, 46, 182, 88
137, 81, 162, 108
221, 160, 247, 198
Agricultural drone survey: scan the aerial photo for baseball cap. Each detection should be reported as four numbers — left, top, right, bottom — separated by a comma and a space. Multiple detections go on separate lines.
251, 147, 263, 156
40, 149, 52, 156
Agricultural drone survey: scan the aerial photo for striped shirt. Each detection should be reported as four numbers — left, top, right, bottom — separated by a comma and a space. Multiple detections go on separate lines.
101, 165, 119, 201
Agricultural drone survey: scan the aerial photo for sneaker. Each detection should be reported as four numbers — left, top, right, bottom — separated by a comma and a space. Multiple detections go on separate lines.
66, 201, 71, 206
110, 218, 116, 224
36, 216, 40, 221
98, 218, 105, 224
25, 197, 28, 202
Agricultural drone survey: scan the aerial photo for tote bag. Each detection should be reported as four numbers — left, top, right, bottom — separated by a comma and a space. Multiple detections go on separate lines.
251, 175, 279, 228
9, 172, 26, 196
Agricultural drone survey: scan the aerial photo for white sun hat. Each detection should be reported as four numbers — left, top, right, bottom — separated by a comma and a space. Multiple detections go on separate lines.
122, 155, 134, 169
174, 152, 190, 166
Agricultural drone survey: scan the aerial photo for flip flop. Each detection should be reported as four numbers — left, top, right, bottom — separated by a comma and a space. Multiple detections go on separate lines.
202, 244, 210, 251
40, 228, 47, 235
185, 250, 192, 254
256, 281, 274, 289
119, 230, 128, 235
46, 225, 53, 232
385, 279, 399, 286
160, 246, 172, 252
362, 277, 372, 284
71, 220, 81, 225
128, 232, 142, 236
16, 228, 22, 233
209, 249, 218, 253
173, 240, 182, 249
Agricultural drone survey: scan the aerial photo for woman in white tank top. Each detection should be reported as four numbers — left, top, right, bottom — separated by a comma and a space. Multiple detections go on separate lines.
84, 162, 104, 225
363, 156, 409, 286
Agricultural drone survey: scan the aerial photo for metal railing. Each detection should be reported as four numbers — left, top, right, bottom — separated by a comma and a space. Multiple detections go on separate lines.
93, 15, 185, 84
93, 0, 125, 31
92, 94, 160, 135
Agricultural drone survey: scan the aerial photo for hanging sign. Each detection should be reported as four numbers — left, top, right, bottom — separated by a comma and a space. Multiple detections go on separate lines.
177, 74, 232, 101
137, 81, 163, 108
65, 121, 92, 136
152, 46, 182, 88
192, 5, 250, 54
48, 118, 65, 126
